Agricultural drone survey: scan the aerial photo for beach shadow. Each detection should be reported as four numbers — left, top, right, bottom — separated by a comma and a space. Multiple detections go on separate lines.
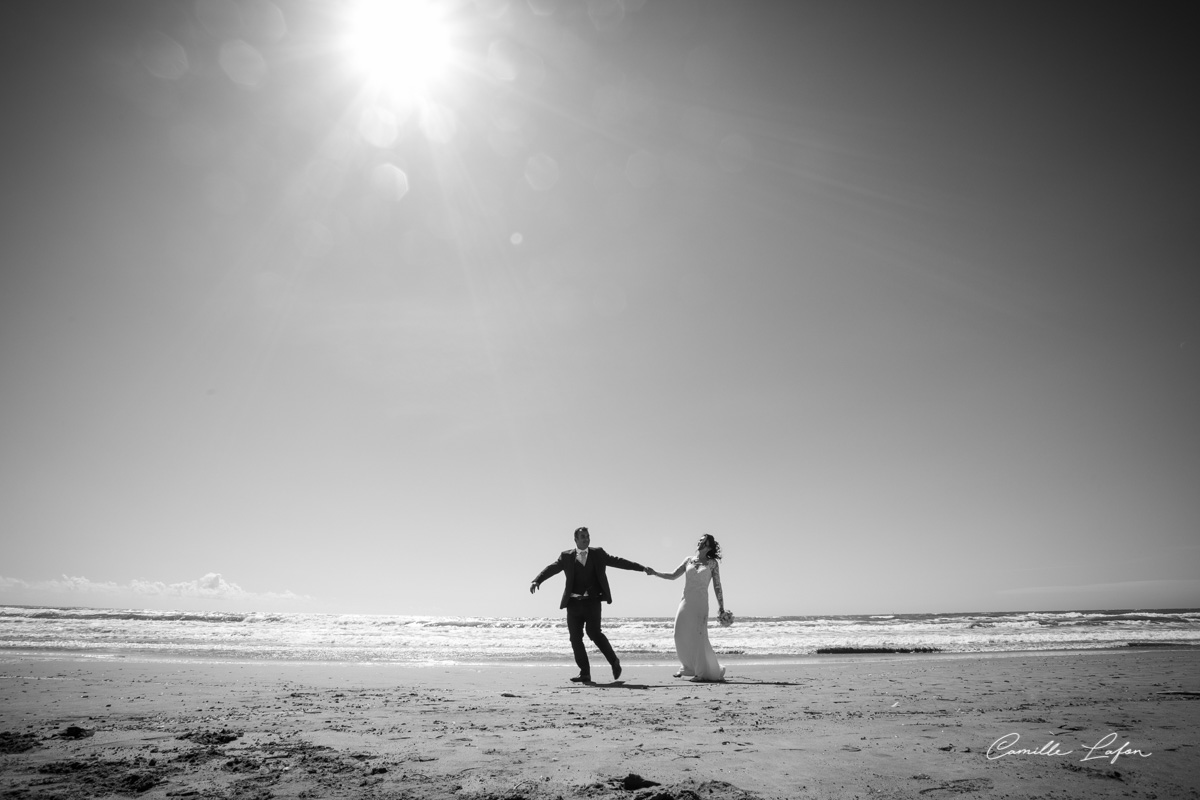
590, 681, 650, 690
722, 679, 805, 687
585, 679, 804, 689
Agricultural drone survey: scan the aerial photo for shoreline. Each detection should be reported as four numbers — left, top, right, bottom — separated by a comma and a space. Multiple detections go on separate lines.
3, 648, 1197, 799
5, 606, 1197, 663
3, 642, 1198, 670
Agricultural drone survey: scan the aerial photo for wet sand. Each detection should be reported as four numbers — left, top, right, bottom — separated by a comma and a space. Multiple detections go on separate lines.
1, 648, 1197, 799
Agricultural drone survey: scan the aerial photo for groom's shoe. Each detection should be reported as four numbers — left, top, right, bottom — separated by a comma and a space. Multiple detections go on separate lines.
612, 661, 622, 681
570, 674, 592, 683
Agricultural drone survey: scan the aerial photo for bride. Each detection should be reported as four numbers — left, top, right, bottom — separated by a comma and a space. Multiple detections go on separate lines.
649, 534, 727, 681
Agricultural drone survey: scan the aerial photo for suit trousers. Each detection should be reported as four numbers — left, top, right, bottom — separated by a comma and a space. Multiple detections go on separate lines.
565, 598, 617, 676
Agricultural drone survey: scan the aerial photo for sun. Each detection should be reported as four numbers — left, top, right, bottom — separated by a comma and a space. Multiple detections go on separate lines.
347, 0, 453, 97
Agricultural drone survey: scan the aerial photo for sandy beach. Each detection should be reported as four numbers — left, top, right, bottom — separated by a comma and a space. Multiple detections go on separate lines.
1, 648, 1197, 799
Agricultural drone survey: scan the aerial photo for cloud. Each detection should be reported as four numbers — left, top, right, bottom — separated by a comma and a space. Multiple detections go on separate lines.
0, 573, 307, 606
0, 575, 123, 595
129, 572, 299, 599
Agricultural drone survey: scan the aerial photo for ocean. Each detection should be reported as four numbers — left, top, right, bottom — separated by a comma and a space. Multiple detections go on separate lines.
2, 606, 1198, 665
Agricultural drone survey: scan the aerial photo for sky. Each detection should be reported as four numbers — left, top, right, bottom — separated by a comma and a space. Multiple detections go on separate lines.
1, 0, 1197, 618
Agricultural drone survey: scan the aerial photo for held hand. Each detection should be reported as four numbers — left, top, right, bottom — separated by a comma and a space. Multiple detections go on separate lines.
643, 566, 654, 575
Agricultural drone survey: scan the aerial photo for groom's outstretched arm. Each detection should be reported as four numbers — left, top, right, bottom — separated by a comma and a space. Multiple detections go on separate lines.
531, 556, 565, 589
603, 552, 645, 572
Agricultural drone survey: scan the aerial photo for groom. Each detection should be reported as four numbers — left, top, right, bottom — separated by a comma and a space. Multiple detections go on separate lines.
530, 527, 650, 683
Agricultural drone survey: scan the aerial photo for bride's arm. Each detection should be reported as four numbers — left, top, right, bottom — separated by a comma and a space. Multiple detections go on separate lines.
651, 559, 689, 580
711, 561, 725, 613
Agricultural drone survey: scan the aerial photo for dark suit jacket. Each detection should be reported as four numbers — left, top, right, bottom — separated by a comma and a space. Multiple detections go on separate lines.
532, 547, 645, 609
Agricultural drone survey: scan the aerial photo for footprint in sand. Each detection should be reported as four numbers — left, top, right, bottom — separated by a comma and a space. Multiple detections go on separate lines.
918, 778, 994, 795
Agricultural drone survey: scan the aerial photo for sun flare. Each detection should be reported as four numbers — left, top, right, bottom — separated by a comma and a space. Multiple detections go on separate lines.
348, 0, 452, 97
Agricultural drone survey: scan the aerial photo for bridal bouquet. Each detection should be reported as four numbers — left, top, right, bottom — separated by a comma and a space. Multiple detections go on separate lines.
718, 609, 734, 627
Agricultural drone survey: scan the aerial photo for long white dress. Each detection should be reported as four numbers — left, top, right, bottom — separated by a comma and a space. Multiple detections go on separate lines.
673, 560, 726, 681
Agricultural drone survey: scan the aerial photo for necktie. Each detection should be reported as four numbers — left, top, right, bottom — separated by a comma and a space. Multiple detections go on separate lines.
576, 549, 587, 566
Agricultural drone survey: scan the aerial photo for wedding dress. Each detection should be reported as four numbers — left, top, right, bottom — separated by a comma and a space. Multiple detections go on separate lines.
673, 560, 726, 681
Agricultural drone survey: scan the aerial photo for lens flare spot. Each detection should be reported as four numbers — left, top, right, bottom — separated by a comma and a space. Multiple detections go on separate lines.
524, 153, 560, 191
511, 232, 524, 245
359, 106, 399, 147
242, 0, 287, 43
219, 39, 267, 87
371, 163, 410, 201
520, 51, 546, 89
587, 0, 624, 31
139, 31, 188, 80
295, 219, 335, 258
486, 39, 521, 81
196, 0, 240, 38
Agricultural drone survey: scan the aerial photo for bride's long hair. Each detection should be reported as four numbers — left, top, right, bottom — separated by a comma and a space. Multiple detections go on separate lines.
696, 534, 721, 561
